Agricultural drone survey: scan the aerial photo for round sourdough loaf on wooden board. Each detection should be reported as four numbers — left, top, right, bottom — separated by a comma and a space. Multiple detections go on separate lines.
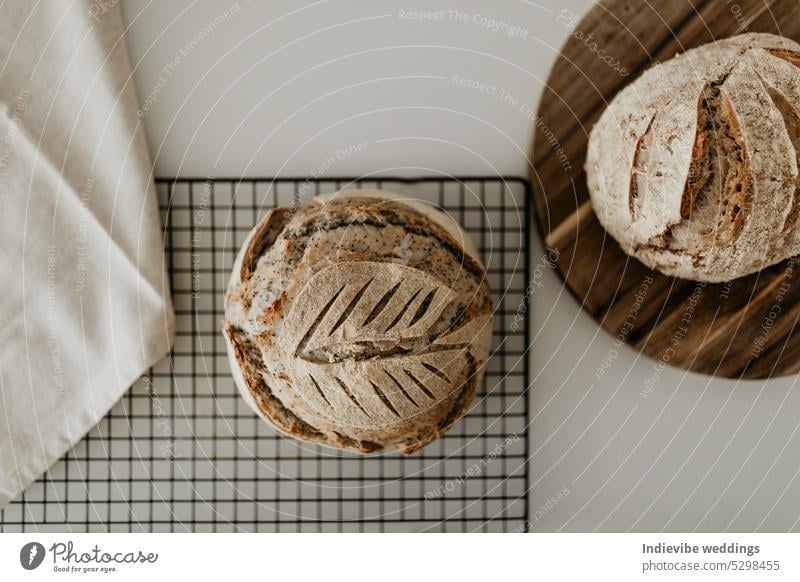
531, 0, 800, 379
587, 33, 800, 282
223, 191, 493, 454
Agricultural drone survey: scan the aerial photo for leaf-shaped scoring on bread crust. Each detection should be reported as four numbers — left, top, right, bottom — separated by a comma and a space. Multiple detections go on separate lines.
286, 262, 457, 357
293, 350, 471, 426
282, 261, 477, 427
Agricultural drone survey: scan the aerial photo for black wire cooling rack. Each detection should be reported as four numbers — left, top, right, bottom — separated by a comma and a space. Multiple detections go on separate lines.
0, 176, 531, 532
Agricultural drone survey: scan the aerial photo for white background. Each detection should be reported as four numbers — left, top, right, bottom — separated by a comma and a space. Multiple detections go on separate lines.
121, 0, 800, 532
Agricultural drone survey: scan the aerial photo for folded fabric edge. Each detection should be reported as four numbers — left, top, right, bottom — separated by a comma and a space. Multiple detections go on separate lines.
0, 315, 175, 511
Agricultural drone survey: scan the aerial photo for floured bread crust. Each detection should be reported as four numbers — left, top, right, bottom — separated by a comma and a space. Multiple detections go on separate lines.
223, 191, 493, 454
586, 33, 800, 282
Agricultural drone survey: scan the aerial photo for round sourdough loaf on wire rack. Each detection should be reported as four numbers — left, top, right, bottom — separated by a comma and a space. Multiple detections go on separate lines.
223, 190, 493, 454
586, 33, 800, 283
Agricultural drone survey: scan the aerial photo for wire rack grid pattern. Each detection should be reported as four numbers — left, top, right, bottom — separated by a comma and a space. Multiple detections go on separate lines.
0, 176, 531, 532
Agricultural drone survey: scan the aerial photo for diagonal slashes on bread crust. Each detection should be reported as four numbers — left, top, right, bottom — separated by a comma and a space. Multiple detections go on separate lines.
223, 193, 494, 454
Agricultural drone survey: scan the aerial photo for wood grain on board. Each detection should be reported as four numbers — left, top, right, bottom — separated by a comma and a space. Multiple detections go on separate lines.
531, 0, 800, 378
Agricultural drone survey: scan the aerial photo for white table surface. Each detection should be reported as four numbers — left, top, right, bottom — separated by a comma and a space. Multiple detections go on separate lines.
122, 0, 800, 532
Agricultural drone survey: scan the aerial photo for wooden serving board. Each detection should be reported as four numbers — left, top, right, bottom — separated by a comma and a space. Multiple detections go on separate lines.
531, 0, 800, 379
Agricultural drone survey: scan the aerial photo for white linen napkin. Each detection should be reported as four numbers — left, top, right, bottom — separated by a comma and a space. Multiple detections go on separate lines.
0, 0, 174, 507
